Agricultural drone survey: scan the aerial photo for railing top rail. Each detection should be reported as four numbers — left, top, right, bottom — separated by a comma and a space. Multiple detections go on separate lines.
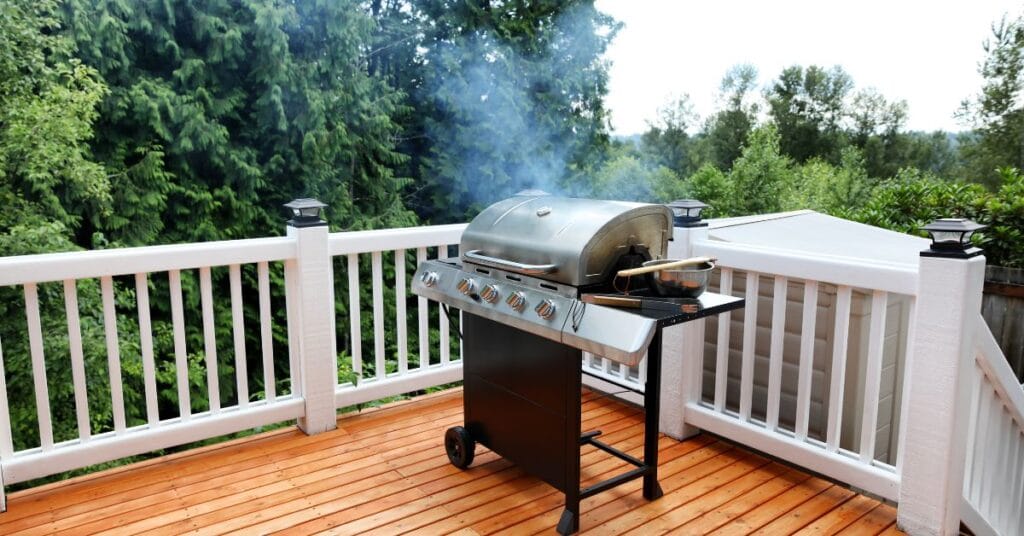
974, 314, 1024, 431
328, 223, 467, 256
0, 236, 295, 286
694, 239, 919, 296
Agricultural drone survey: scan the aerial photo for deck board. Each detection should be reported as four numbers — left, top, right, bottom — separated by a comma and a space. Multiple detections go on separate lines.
4, 388, 903, 535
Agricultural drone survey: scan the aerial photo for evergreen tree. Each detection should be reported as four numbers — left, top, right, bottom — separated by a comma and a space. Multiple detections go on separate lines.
0, 0, 109, 252
958, 13, 1024, 187
640, 95, 702, 178
62, 0, 415, 244
766, 65, 853, 164
0, 0, 120, 451
373, 0, 619, 221
705, 64, 759, 171
726, 124, 793, 215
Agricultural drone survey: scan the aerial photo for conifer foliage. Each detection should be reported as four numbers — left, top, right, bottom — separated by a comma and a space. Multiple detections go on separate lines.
61, 0, 415, 245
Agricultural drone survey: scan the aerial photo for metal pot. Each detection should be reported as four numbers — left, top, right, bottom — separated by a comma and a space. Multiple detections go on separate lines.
615, 256, 716, 298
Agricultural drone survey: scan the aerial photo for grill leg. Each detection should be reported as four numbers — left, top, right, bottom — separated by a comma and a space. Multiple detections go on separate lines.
557, 507, 578, 535
559, 348, 582, 535
643, 330, 664, 500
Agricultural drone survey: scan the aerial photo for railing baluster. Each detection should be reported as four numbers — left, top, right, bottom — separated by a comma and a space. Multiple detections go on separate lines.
229, 264, 248, 407
416, 247, 429, 370
284, 259, 299, 393
135, 273, 160, 425
0, 334, 12, 457
895, 297, 917, 473
766, 275, 787, 430
995, 416, 1011, 528
1003, 413, 1016, 528
996, 413, 1013, 529
371, 251, 386, 379
980, 387, 999, 513
395, 249, 408, 375
795, 280, 818, 440
101, 276, 126, 432
346, 253, 362, 380
199, 266, 220, 412
964, 366, 984, 503
859, 290, 888, 462
63, 280, 91, 440
168, 270, 191, 419
972, 377, 992, 505
258, 262, 275, 401
714, 268, 733, 412
438, 245, 450, 366
1011, 432, 1019, 536
24, 283, 53, 450
1011, 432, 1022, 535
826, 284, 852, 451
989, 406, 1006, 526
739, 271, 759, 421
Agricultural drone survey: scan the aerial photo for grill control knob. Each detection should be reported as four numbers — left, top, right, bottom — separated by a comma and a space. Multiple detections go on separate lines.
419, 271, 440, 288
480, 284, 500, 303
456, 277, 476, 295
506, 291, 527, 312
535, 299, 557, 320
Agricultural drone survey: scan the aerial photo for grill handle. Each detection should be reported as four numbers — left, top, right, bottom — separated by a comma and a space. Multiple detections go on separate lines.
462, 250, 558, 275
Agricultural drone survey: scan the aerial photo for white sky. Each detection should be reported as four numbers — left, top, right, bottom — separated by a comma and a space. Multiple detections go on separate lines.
595, 0, 1022, 134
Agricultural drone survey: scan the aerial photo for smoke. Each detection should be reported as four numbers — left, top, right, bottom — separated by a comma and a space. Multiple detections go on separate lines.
418, 4, 615, 218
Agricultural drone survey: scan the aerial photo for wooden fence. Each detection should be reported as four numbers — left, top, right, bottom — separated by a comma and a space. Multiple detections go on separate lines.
983, 266, 1024, 382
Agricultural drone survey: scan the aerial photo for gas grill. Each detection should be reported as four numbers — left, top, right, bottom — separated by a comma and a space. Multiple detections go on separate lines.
412, 192, 743, 534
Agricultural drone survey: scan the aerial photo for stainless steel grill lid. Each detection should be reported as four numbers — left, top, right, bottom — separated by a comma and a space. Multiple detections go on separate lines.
460, 192, 674, 286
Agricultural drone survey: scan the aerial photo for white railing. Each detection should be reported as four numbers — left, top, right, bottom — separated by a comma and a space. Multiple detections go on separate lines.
963, 314, 1024, 536
582, 353, 647, 403
578, 231, 916, 502
677, 238, 915, 501
0, 223, 472, 497
327, 225, 467, 408
0, 238, 303, 486
2, 214, 1023, 534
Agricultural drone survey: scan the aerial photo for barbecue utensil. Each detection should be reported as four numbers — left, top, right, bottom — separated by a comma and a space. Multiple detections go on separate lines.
580, 294, 643, 308
615, 256, 716, 298
615, 256, 715, 277
581, 293, 704, 314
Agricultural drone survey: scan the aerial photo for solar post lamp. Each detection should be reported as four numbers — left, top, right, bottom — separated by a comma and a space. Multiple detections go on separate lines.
920, 218, 986, 259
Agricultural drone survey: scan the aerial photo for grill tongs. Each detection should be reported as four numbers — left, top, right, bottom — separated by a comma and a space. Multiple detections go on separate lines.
581, 294, 704, 314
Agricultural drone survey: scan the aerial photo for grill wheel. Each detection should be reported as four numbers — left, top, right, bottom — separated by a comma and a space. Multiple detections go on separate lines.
444, 426, 475, 468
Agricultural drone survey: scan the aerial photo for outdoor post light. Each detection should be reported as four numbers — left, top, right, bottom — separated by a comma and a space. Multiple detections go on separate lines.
284, 198, 328, 228
666, 199, 708, 228
920, 217, 986, 258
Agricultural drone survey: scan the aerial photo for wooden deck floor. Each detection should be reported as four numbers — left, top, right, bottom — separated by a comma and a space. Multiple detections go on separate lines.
2, 388, 902, 535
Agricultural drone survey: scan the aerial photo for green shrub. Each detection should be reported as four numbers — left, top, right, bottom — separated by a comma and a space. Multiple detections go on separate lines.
849, 167, 1024, 268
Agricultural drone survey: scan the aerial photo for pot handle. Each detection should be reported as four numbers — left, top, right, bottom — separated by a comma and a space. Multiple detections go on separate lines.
462, 250, 558, 275
615, 256, 716, 278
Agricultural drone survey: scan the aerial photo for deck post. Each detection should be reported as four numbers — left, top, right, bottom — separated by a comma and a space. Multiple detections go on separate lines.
285, 199, 338, 435
897, 239, 985, 534
659, 203, 709, 440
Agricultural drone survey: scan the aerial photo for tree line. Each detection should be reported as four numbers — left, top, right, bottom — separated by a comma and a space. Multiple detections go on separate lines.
0, 0, 1022, 481
605, 57, 1024, 268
